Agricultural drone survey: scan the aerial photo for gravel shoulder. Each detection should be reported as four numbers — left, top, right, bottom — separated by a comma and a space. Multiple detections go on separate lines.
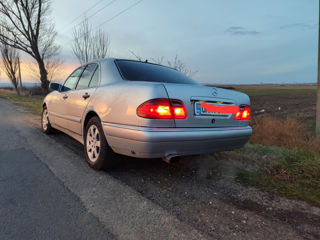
1, 98, 319, 240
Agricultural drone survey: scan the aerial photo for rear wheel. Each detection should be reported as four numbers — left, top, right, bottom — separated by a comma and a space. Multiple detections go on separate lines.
41, 106, 54, 134
84, 116, 115, 170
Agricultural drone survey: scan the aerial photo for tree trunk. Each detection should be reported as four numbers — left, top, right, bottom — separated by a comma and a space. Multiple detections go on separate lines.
37, 58, 49, 95
18, 56, 22, 90
12, 77, 20, 96
15, 85, 20, 96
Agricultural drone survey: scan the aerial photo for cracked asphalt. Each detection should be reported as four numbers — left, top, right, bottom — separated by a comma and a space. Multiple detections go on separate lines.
0, 98, 319, 240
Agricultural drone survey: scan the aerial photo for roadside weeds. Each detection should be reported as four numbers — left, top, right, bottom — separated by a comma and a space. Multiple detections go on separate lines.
0, 90, 43, 115
235, 144, 320, 206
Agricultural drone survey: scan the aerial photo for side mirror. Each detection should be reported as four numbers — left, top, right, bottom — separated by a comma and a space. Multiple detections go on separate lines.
49, 82, 61, 92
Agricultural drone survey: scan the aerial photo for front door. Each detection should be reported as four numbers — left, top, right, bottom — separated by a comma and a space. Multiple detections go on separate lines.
50, 66, 85, 128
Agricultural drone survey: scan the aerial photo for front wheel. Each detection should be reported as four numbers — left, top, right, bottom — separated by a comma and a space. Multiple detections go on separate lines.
41, 106, 54, 134
84, 116, 116, 170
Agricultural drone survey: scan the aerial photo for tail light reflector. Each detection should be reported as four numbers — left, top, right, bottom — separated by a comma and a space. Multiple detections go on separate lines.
234, 105, 251, 121
137, 98, 187, 119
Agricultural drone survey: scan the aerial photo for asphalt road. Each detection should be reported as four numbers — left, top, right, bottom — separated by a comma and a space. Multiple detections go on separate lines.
0, 98, 319, 240
0, 148, 114, 240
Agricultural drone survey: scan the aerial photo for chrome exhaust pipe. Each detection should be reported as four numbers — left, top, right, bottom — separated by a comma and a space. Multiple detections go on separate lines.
162, 154, 180, 164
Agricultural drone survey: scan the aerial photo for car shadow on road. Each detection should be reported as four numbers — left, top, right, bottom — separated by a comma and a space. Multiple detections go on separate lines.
46, 128, 199, 175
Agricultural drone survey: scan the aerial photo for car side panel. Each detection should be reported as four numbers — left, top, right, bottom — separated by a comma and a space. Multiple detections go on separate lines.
45, 91, 66, 127
61, 88, 97, 135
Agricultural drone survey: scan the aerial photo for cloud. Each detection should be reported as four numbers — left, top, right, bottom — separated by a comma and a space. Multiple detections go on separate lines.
225, 26, 260, 36
279, 23, 317, 30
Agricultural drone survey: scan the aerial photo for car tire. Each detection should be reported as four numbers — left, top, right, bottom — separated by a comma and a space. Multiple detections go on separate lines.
84, 116, 115, 170
41, 106, 54, 134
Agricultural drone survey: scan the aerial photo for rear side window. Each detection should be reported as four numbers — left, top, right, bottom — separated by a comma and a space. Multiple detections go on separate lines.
76, 64, 98, 90
89, 67, 99, 88
62, 66, 85, 92
115, 60, 196, 84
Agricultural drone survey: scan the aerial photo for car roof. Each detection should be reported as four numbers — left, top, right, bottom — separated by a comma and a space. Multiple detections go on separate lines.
86, 58, 177, 71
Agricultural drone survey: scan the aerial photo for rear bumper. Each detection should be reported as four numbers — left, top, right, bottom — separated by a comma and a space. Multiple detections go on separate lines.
102, 122, 252, 158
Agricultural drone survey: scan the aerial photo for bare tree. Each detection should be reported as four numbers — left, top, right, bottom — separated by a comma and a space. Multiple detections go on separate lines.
167, 55, 198, 77
72, 18, 110, 64
129, 51, 197, 77
0, 44, 21, 95
27, 57, 63, 83
92, 29, 110, 60
0, 0, 60, 94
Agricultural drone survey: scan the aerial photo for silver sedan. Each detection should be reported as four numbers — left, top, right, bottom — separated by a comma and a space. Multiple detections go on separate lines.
42, 59, 252, 170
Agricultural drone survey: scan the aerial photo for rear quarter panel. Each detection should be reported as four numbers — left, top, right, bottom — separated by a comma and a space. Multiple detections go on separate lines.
88, 81, 175, 128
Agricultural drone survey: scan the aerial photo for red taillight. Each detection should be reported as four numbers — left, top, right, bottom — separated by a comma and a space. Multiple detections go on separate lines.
170, 99, 187, 119
242, 105, 250, 120
137, 98, 187, 119
234, 105, 251, 121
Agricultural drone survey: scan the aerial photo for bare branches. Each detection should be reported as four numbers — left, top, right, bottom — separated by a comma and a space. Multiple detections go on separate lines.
0, 44, 21, 94
72, 18, 110, 64
167, 55, 198, 77
72, 19, 91, 64
92, 29, 110, 60
27, 57, 63, 82
129, 51, 198, 77
0, 0, 60, 93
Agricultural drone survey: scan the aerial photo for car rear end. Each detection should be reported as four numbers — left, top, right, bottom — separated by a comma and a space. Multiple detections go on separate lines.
100, 60, 252, 159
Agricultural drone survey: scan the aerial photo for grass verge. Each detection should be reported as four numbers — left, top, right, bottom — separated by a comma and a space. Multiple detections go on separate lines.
0, 90, 43, 115
235, 144, 320, 206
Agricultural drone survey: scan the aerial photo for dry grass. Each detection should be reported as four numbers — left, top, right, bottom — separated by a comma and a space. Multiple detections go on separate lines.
0, 90, 43, 115
250, 115, 320, 156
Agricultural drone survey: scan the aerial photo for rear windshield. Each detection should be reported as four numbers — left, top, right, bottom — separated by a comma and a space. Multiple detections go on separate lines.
115, 60, 197, 84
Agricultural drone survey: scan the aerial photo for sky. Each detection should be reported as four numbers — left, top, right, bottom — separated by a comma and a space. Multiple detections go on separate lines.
0, 0, 318, 84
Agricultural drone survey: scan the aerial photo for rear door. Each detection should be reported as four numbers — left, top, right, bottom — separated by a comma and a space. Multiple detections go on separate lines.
62, 63, 99, 135
162, 83, 244, 128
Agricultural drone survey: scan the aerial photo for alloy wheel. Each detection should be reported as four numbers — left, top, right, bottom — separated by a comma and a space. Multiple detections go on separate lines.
86, 125, 101, 162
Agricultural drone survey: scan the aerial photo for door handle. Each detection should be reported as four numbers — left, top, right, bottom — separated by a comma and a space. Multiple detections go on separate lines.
63, 94, 68, 99
82, 93, 90, 100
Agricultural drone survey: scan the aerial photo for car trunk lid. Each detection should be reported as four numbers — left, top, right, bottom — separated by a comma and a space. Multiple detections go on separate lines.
162, 83, 249, 128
